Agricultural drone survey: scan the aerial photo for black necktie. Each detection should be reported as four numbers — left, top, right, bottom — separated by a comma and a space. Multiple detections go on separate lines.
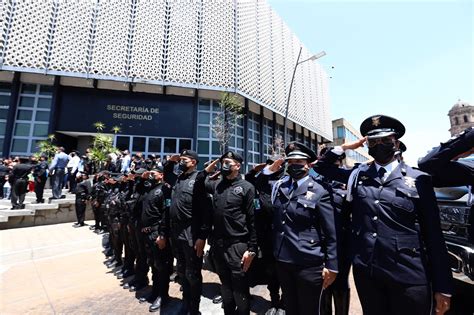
378, 167, 387, 181
289, 181, 298, 197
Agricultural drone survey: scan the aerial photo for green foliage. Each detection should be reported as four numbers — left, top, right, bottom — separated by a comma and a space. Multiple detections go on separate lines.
35, 134, 57, 161
89, 122, 120, 170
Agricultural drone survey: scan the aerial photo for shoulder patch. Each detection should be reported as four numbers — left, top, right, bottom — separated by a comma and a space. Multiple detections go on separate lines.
234, 186, 243, 194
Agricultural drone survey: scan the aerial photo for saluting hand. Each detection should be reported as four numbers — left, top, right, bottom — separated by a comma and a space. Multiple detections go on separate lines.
434, 293, 450, 315
341, 136, 367, 151
269, 158, 285, 173
241, 251, 255, 272
322, 268, 337, 289
169, 154, 180, 162
205, 159, 220, 174
253, 163, 267, 173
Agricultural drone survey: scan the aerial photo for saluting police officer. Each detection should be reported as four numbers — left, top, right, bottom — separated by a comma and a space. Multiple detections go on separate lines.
201, 151, 257, 315
74, 171, 91, 227
263, 142, 338, 315
418, 126, 474, 315
314, 115, 453, 315
165, 149, 208, 315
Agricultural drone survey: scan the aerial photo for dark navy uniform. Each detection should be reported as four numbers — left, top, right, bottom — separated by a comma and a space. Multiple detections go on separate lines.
74, 173, 91, 226
315, 115, 453, 315
265, 142, 338, 315
418, 126, 474, 315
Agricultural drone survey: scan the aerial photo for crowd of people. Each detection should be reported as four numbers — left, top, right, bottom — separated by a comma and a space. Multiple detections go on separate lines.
5, 114, 473, 315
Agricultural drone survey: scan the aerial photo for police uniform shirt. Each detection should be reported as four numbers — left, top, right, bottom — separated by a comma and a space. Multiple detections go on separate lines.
141, 183, 167, 236
205, 176, 258, 253
75, 180, 91, 198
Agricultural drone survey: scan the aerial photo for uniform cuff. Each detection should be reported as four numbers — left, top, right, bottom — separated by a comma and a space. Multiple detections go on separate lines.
262, 165, 275, 175
332, 146, 345, 155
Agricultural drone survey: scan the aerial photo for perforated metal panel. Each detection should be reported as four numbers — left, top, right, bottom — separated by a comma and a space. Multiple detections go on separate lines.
0, 0, 332, 140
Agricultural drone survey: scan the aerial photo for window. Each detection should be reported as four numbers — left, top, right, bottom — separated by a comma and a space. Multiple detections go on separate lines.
246, 112, 261, 170
0, 82, 11, 156
263, 118, 274, 159
336, 126, 345, 139
113, 135, 192, 160
197, 98, 224, 169
464, 115, 469, 123
454, 117, 459, 125
10, 83, 52, 156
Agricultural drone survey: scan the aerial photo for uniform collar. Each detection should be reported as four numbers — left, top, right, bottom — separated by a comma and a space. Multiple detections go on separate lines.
375, 159, 399, 178
291, 174, 310, 187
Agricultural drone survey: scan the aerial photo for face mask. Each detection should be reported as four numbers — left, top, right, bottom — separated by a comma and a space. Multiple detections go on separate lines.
220, 163, 232, 177
178, 161, 189, 173
369, 143, 396, 164
287, 164, 307, 179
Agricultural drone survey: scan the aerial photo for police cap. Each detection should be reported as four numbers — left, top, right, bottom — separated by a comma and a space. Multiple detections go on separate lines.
220, 151, 243, 164
180, 149, 199, 163
150, 165, 164, 173
132, 168, 147, 175
285, 142, 317, 162
360, 115, 405, 139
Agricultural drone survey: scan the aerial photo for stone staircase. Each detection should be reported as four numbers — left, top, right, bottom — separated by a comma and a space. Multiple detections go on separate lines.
0, 189, 93, 229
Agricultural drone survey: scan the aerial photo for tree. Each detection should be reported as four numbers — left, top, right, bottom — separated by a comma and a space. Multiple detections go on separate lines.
35, 134, 57, 161
212, 92, 244, 154
88, 122, 120, 171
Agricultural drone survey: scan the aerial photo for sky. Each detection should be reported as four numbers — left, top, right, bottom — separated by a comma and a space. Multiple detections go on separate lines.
268, 0, 473, 166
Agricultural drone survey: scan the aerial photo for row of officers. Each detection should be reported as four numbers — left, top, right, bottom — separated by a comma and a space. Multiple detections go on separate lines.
76, 114, 473, 315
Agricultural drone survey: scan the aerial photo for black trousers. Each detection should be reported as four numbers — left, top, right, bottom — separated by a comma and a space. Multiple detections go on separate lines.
34, 176, 46, 202
92, 205, 102, 229
144, 232, 172, 298
131, 223, 149, 285
0, 176, 6, 198
175, 238, 203, 315
11, 179, 27, 208
276, 261, 323, 315
109, 218, 123, 264
213, 241, 250, 315
353, 266, 431, 315
121, 221, 136, 272
75, 198, 86, 225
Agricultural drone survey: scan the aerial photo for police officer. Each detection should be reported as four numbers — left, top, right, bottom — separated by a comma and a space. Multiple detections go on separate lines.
263, 142, 338, 315
314, 115, 453, 315
201, 151, 257, 315
104, 175, 125, 269
317, 148, 351, 315
90, 171, 109, 233
251, 160, 285, 315
33, 155, 48, 203
10, 157, 34, 210
74, 172, 91, 227
139, 166, 173, 312
418, 126, 473, 315
165, 149, 208, 315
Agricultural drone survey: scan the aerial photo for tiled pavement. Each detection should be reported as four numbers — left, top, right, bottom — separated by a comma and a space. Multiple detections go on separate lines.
0, 221, 362, 314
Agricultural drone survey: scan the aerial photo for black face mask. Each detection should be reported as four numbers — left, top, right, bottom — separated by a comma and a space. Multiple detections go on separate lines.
178, 161, 189, 173
287, 164, 307, 179
220, 163, 232, 177
369, 143, 396, 164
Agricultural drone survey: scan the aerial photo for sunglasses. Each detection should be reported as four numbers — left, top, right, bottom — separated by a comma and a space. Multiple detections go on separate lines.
367, 137, 396, 148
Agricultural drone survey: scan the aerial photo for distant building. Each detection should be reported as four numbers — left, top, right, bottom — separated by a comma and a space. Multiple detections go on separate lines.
448, 99, 473, 136
331, 118, 370, 167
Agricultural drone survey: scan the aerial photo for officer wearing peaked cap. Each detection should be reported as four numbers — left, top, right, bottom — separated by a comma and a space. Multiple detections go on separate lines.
262, 142, 338, 315
314, 115, 453, 315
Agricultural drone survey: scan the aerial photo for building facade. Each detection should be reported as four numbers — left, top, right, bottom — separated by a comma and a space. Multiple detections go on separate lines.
331, 118, 370, 167
0, 0, 332, 170
448, 99, 473, 136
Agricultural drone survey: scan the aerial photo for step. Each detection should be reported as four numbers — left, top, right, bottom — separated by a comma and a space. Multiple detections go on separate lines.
0, 214, 7, 222
0, 209, 36, 217
25, 203, 59, 210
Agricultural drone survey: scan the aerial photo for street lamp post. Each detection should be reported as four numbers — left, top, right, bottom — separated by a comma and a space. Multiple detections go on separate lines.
283, 47, 326, 145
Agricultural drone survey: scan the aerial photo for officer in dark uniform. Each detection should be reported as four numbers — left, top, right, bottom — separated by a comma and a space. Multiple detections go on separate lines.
0, 159, 10, 199
104, 175, 125, 269
316, 148, 351, 315
33, 155, 49, 203
10, 157, 34, 210
262, 142, 338, 315
251, 160, 286, 315
139, 166, 173, 312
91, 171, 109, 233
74, 172, 91, 227
314, 115, 453, 315
418, 126, 473, 315
165, 149, 208, 315
200, 151, 257, 315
